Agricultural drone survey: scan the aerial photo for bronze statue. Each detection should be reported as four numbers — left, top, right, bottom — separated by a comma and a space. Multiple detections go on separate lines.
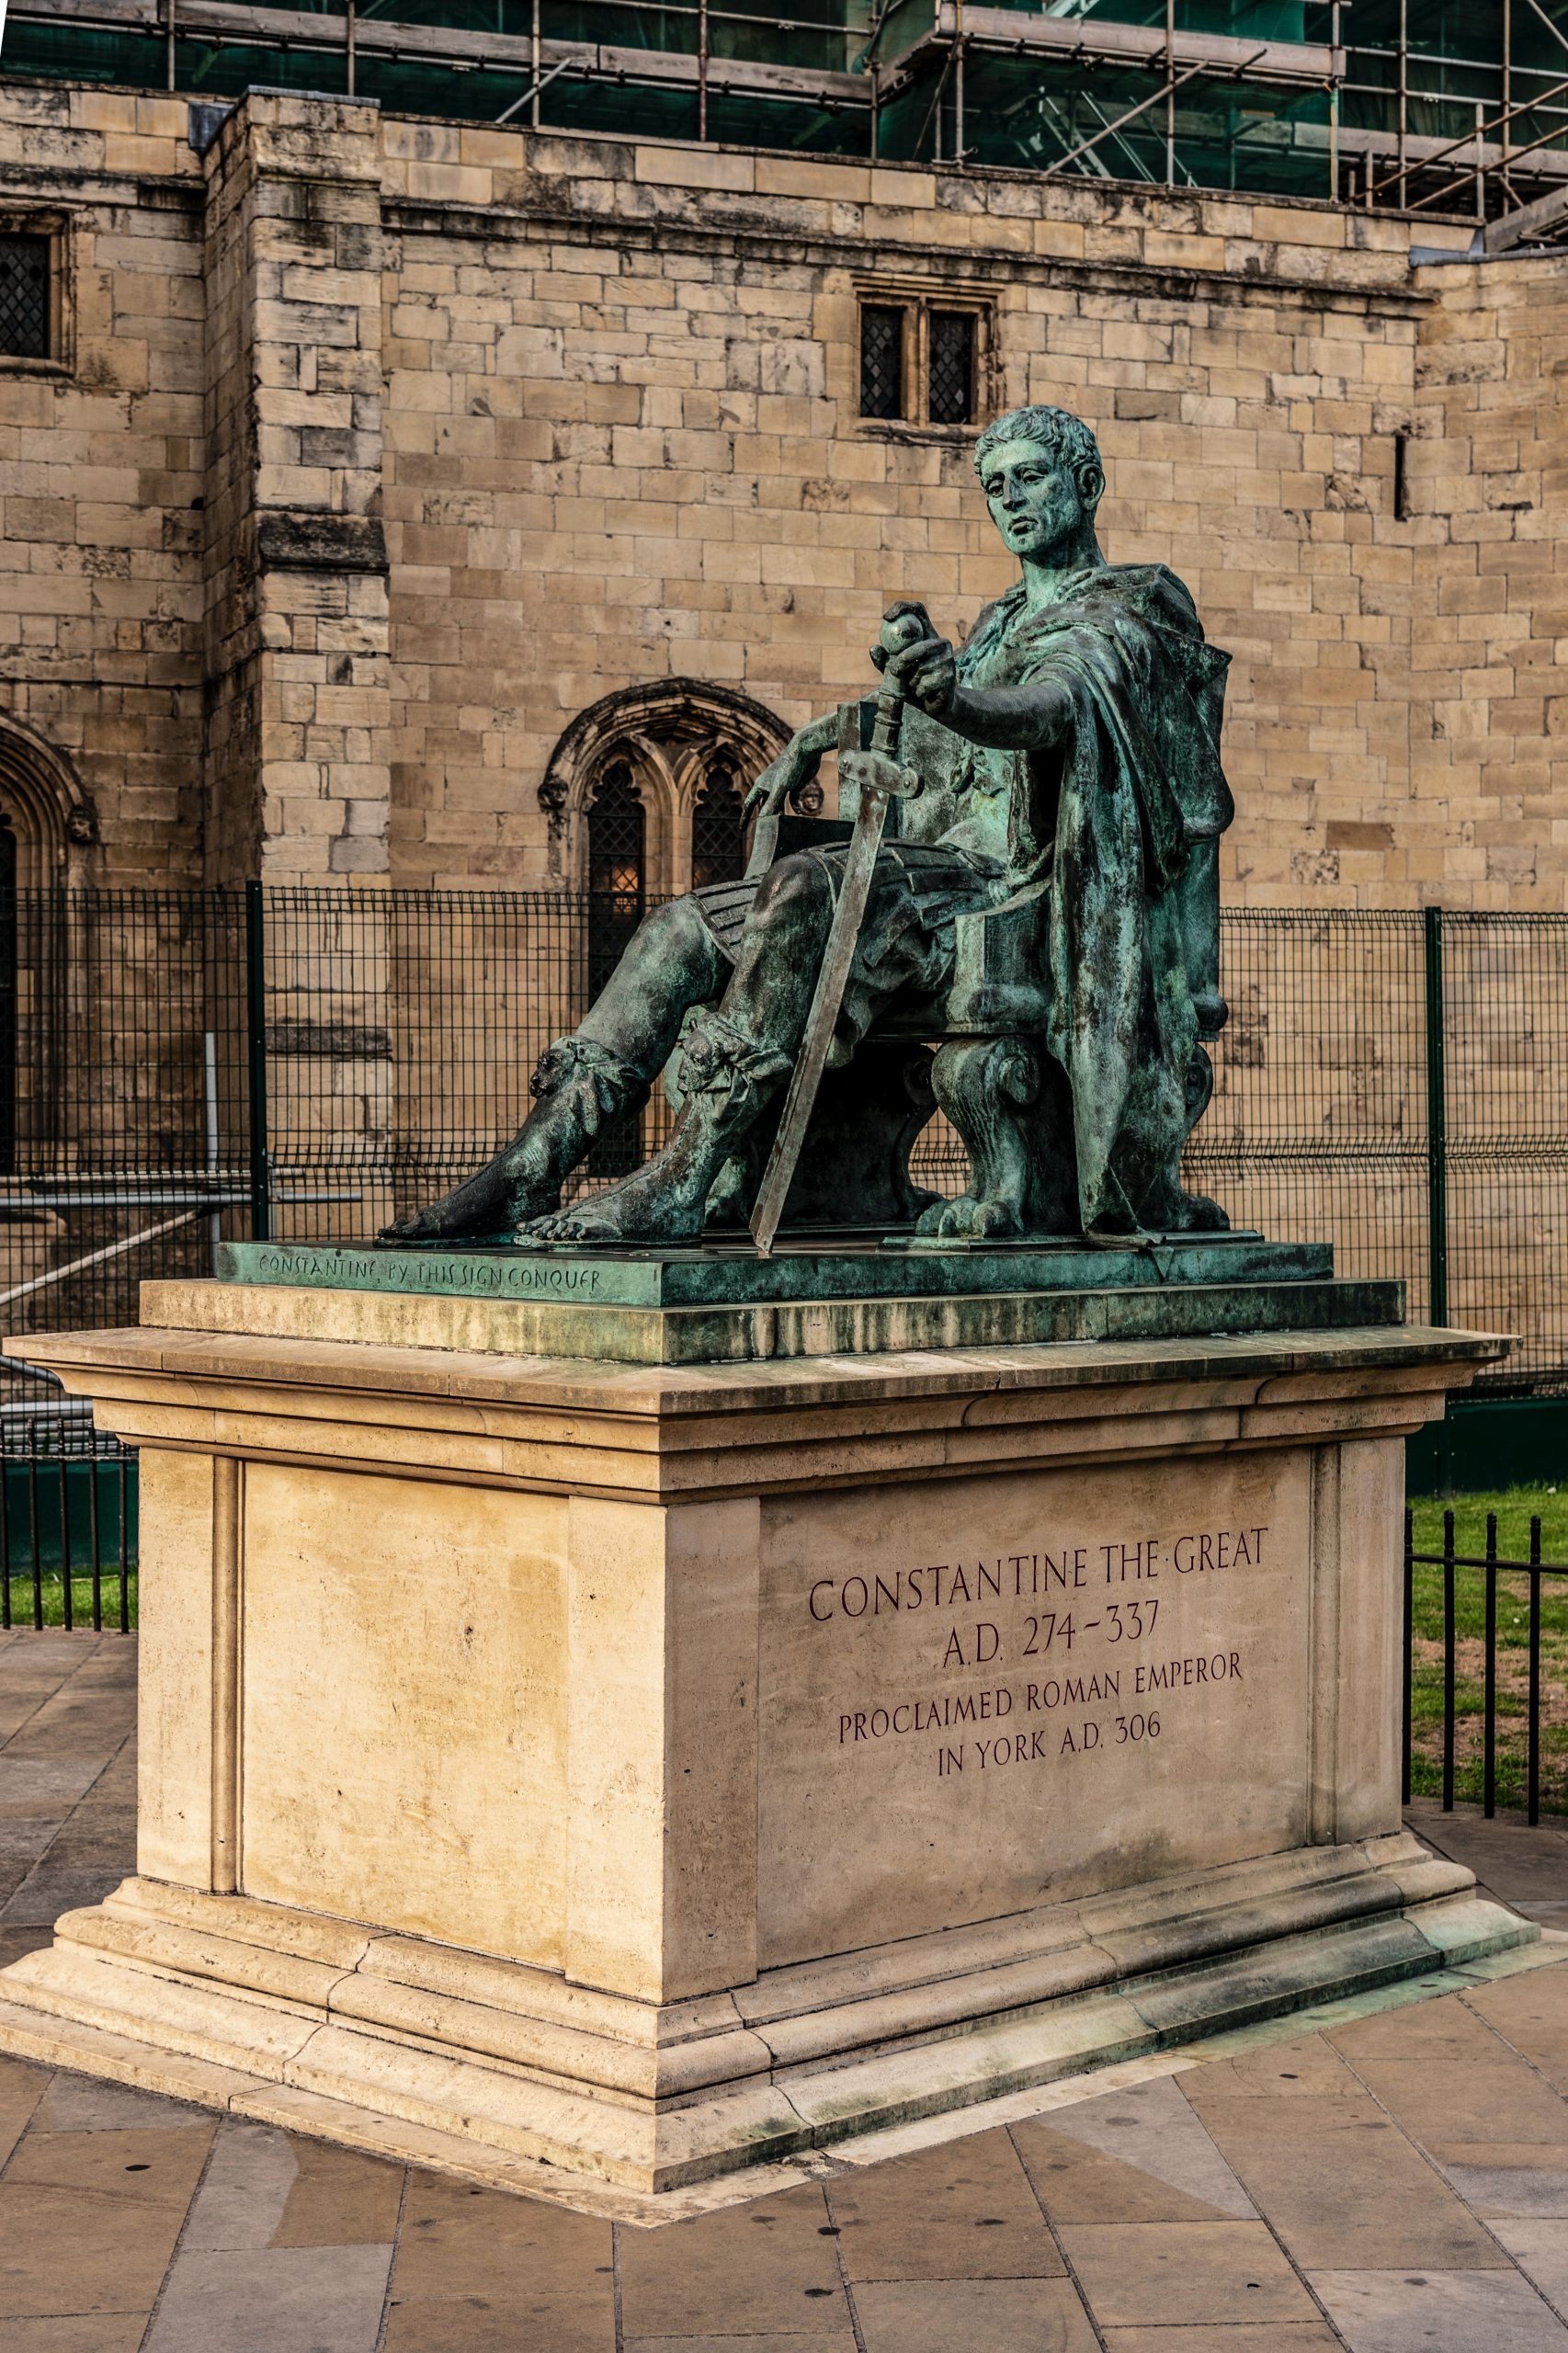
383, 404, 1233, 1250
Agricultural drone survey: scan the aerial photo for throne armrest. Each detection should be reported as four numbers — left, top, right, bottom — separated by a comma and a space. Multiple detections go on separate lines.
943, 879, 1053, 1034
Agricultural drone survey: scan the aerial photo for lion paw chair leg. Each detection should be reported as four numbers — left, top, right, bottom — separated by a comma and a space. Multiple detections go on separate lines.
916, 1038, 1078, 1241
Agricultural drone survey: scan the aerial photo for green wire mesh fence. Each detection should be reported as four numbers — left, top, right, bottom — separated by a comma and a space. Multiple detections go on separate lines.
0, 891, 1559, 1387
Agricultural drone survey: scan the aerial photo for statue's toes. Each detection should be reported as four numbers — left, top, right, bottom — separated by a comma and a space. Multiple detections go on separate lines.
379, 1213, 430, 1243
525, 1208, 606, 1242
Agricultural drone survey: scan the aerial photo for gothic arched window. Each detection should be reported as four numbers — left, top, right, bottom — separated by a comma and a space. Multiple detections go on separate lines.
586, 759, 646, 988
585, 761, 647, 1177
690, 762, 745, 891
538, 679, 790, 899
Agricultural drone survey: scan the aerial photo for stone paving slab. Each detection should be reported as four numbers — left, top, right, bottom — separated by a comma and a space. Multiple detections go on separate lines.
6, 1631, 1568, 2348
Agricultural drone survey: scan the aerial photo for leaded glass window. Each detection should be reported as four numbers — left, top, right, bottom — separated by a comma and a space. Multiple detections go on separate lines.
0, 237, 50, 361
858, 294, 988, 428
928, 310, 976, 427
860, 305, 904, 420
586, 759, 646, 978
691, 763, 744, 891
585, 760, 646, 1176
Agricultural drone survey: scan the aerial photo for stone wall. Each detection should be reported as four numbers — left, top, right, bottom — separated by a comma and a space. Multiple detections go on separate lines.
201, 95, 392, 885
0, 85, 204, 883
1409, 255, 1568, 910
380, 131, 1455, 903
2, 82, 1562, 909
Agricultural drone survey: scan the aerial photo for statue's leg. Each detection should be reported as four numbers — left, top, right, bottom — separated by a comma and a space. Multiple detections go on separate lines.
528, 855, 834, 1244
380, 899, 726, 1242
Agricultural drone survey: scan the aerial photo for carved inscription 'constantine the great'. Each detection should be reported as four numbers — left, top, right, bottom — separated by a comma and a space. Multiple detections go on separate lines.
809, 1525, 1266, 1779
757, 1456, 1309, 1969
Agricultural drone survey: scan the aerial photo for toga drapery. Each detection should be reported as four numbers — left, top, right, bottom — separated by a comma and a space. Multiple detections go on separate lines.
693, 563, 1233, 1230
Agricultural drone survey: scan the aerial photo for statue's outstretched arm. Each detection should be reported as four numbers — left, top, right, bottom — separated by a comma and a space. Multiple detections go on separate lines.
878, 631, 1070, 751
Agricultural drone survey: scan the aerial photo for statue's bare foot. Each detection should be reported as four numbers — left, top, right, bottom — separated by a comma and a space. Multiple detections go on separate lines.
380, 1151, 557, 1245
524, 1154, 708, 1245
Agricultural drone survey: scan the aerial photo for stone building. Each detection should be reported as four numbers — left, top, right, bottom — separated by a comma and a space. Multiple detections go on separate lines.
0, 76, 1564, 915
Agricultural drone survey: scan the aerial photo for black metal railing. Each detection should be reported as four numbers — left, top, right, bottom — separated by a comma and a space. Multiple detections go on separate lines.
1404, 1506, 1568, 1824
0, 1419, 137, 1634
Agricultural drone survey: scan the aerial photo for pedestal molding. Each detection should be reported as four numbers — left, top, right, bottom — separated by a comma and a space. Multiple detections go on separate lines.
0, 1847, 1530, 2198
15, 1322, 1497, 1505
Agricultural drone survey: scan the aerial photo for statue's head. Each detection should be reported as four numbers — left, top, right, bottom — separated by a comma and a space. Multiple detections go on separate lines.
973, 404, 1105, 565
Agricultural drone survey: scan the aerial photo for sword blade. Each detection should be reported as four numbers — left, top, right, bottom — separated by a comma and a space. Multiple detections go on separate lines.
749, 786, 892, 1257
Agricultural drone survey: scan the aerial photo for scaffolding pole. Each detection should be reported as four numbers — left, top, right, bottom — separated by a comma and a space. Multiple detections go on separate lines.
1047, 61, 1215, 179
1165, 0, 1175, 186
1398, 0, 1407, 206
1505, 0, 1513, 201
24, 0, 1568, 213
954, 0, 964, 166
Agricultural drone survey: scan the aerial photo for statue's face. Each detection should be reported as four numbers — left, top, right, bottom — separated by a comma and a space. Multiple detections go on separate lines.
979, 435, 1101, 562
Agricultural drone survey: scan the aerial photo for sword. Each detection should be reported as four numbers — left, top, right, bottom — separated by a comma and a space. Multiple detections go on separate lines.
750, 645, 923, 1256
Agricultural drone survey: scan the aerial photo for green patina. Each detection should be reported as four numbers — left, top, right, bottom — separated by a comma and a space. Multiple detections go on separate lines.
220, 1234, 1330, 1311
369, 404, 1244, 1263
215, 1245, 1399, 1364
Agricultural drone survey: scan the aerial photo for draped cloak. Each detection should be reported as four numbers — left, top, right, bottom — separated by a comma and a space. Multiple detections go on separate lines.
692, 562, 1233, 1231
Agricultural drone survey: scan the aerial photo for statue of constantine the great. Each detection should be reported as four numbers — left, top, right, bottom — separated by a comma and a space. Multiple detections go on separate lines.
385, 403, 1235, 1252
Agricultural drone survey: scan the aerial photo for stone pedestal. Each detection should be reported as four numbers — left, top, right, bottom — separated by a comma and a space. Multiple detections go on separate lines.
0, 1265, 1528, 2208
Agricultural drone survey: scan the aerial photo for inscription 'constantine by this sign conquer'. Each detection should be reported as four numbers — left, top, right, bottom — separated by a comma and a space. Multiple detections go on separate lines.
804, 1522, 1267, 1780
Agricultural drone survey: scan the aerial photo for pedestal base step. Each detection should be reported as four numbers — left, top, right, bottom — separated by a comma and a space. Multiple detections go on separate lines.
0, 1837, 1534, 2211
178, 1235, 1402, 1364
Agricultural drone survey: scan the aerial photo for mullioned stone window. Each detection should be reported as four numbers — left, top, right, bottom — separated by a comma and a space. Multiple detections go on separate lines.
856, 279, 994, 432
0, 215, 66, 371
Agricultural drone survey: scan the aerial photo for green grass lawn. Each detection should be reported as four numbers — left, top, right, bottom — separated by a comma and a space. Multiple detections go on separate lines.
1407, 1485, 1568, 1812
2, 1569, 137, 1631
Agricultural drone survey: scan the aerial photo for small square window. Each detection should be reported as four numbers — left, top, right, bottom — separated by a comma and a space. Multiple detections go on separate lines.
860, 304, 905, 421
0, 236, 51, 362
928, 310, 976, 426
856, 290, 989, 430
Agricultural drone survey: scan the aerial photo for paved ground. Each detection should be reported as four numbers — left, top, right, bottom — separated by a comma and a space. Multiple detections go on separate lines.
9, 1636, 1568, 2350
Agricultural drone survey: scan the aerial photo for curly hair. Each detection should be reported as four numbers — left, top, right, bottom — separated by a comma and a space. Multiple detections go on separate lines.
973, 404, 1102, 480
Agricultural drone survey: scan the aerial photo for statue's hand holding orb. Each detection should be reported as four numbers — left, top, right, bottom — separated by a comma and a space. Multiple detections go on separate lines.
871, 599, 957, 720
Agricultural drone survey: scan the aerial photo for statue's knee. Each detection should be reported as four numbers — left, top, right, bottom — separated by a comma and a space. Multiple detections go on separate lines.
629, 897, 702, 962
754, 852, 831, 927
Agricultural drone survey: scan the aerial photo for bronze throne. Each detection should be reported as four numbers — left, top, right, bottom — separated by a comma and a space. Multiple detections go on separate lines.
676, 697, 1230, 1245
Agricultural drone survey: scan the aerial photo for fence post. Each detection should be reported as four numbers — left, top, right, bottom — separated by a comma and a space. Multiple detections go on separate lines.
244, 881, 271, 1243
1424, 905, 1450, 1490
1424, 905, 1448, 1325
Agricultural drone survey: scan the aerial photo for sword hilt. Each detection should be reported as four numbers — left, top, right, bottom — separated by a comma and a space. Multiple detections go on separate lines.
870, 676, 905, 758
870, 607, 924, 756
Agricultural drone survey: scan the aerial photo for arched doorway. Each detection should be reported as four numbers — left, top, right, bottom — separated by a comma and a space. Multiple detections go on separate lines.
0, 720, 95, 1181
0, 815, 17, 1175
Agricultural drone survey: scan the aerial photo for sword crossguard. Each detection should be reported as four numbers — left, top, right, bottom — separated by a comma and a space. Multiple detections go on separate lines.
839, 747, 920, 802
